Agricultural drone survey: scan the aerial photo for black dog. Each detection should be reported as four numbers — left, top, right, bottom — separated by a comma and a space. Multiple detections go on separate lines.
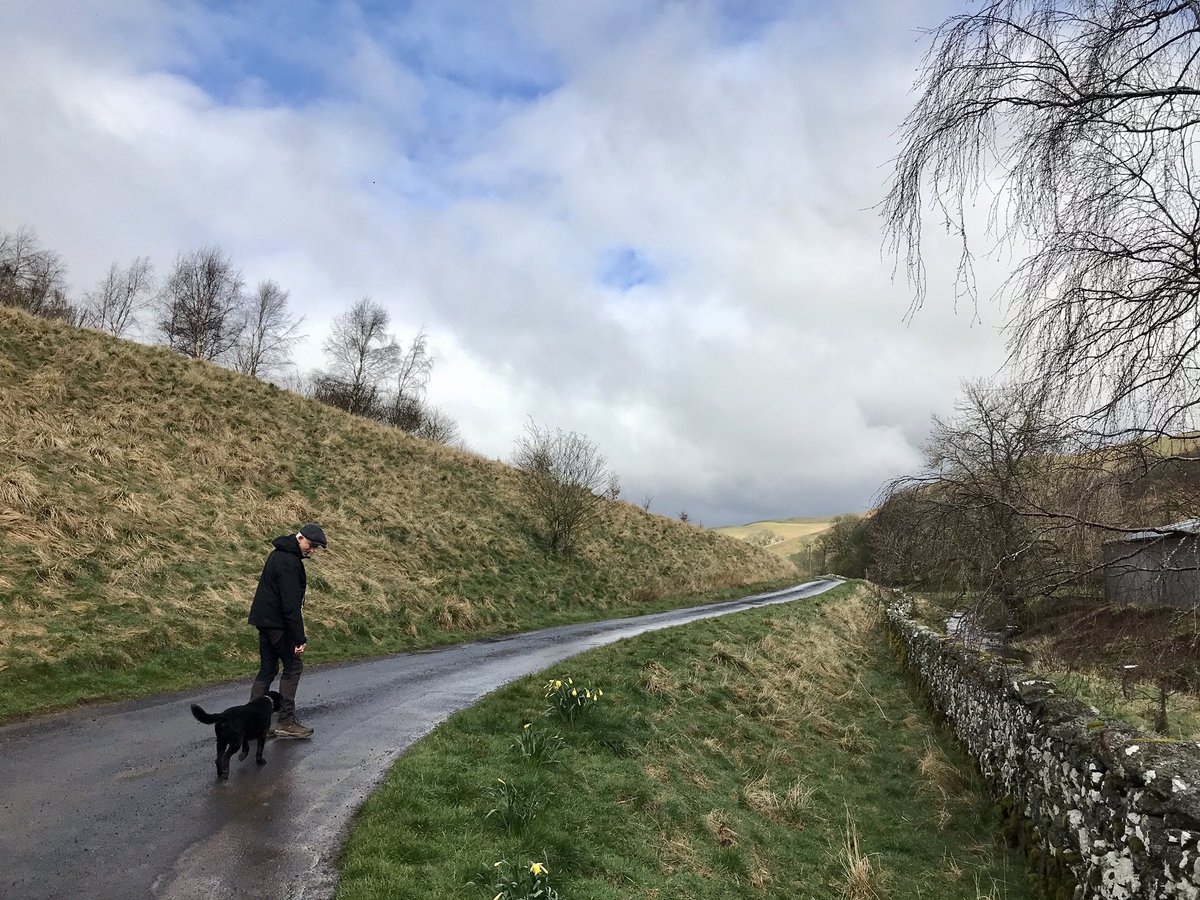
190, 691, 282, 780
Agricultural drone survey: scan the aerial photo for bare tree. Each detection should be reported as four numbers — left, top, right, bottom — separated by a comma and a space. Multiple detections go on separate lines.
233, 280, 304, 379
605, 476, 621, 501
394, 328, 432, 403
157, 246, 246, 360
873, 377, 1200, 625
512, 419, 616, 554
884, 0, 1200, 431
379, 328, 434, 430
82, 257, 154, 337
314, 297, 400, 417
0, 226, 76, 322
875, 380, 1071, 624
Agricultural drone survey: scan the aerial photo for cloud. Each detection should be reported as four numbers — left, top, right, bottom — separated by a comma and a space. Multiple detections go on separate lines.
0, 0, 1008, 525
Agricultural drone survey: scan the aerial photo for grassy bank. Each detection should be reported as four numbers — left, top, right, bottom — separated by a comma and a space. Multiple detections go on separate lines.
335, 584, 1034, 899
0, 307, 794, 721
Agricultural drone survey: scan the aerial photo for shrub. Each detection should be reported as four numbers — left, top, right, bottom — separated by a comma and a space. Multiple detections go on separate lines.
511, 419, 616, 554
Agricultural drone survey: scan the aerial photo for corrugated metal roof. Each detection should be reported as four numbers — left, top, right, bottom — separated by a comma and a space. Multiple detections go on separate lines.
1123, 519, 1200, 542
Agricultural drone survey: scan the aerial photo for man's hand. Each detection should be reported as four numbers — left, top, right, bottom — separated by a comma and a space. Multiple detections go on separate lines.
295, 643, 306, 654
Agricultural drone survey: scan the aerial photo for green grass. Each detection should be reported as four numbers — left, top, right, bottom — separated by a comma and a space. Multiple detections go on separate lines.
0, 575, 805, 722
334, 584, 1035, 900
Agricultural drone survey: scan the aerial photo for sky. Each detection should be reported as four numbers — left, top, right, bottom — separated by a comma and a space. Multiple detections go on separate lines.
0, 0, 1012, 527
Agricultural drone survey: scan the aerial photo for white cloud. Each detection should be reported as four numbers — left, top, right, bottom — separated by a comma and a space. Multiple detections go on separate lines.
0, 0, 1009, 525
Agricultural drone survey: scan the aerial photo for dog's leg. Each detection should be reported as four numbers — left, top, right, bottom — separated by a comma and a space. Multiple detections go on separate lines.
255, 735, 267, 765
216, 735, 231, 780
238, 735, 250, 762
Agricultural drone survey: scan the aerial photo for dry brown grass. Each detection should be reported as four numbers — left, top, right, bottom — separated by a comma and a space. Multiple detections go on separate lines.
641, 660, 677, 696
918, 742, 965, 795
703, 809, 739, 847
836, 810, 884, 900
659, 832, 716, 878
0, 307, 796, 706
916, 741, 967, 830
692, 586, 886, 753
741, 772, 814, 826
748, 849, 773, 891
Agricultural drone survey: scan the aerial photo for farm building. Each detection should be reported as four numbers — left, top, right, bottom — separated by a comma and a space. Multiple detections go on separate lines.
1102, 519, 1200, 609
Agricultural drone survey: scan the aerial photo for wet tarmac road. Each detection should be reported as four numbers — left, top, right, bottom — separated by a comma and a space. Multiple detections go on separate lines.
0, 578, 843, 899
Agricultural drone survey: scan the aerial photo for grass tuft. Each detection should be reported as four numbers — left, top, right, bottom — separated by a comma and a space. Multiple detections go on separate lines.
836, 810, 882, 900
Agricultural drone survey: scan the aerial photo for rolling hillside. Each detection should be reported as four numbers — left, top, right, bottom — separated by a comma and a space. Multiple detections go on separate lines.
0, 307, 794, 719
714, 515, 840, 558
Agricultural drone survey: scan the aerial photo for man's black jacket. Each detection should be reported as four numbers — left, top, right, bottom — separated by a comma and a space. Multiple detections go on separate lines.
247, 534, 307, 645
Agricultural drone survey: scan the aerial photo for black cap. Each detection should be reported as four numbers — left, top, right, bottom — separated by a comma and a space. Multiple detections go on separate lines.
299, 523, 327, 548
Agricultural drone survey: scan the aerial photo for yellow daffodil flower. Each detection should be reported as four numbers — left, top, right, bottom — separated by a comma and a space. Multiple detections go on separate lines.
530, 862, 548, 876
524, 722, 531, 729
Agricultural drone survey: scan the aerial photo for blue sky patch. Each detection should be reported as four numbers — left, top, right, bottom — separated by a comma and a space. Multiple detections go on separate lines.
597, 246, 659, 291
713, 0, 794, 44
168, 1, 559, 109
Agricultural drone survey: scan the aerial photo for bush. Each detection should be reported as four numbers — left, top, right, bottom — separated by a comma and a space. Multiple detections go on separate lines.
511, 419, 616, 554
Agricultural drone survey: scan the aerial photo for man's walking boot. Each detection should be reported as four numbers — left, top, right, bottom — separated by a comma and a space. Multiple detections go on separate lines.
273, 719, 314, 738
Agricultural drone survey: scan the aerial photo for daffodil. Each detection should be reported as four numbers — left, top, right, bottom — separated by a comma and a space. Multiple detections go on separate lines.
571, 688, 577, 696
524, 722, 531, 729
530, 862, 548, 876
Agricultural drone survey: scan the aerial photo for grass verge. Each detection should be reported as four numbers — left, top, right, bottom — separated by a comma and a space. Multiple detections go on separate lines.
334, 583, 1034, 899
0, 576, 803, 723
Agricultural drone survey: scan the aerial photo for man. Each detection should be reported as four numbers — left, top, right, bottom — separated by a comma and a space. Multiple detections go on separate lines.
247, 523, 327, 738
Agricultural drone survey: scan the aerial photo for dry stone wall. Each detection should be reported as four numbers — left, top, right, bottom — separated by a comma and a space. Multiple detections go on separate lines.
885, 593, 1200, 899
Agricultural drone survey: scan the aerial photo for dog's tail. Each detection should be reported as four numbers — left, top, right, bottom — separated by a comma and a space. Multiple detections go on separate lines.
190, 703, 222, 725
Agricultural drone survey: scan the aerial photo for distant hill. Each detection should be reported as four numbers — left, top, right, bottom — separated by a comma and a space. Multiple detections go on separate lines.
713, 516, 847, 558
0, 307, 795, 719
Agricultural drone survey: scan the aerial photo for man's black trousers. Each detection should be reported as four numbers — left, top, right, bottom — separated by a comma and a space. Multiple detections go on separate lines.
249, 628, 303, 724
